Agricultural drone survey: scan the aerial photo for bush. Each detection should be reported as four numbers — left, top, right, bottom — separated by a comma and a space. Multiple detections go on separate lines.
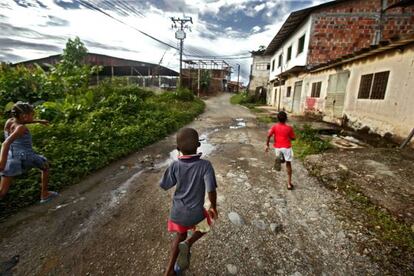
292, 124, 331, 158
0, 84, 205, 218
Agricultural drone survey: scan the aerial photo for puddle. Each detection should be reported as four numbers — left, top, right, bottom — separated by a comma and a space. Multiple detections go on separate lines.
74, 130, 218, 239
167, 131, 216, 162
230, 118, 246, 129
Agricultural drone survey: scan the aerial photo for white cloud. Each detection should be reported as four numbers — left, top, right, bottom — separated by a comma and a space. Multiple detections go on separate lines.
254, 3, 266, 12
251, 26, 261, 32
0, 0, 328, 82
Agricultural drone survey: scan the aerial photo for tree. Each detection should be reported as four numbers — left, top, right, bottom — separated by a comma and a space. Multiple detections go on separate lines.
51, 37, 99, 94
61, 37, 88, 69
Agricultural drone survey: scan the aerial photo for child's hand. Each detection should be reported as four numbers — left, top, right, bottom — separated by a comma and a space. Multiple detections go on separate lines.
0, 160, 5, 172
208, 207, 218, 220
265, 146, 269, 153
38, 119, 49, 125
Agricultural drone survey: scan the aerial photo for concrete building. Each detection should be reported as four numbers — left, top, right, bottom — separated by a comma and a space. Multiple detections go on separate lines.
182, 60, 231, 95
263, 0, 414, 144
305, 37, 414, 143
265, 0, 414, 112
248, 49, 271, 97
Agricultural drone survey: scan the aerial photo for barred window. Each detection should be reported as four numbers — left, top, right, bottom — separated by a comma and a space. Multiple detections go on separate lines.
371, 71, 389, 99
286, 86, 292, 97
311, 81, 322, 98
357, 71, 389, 100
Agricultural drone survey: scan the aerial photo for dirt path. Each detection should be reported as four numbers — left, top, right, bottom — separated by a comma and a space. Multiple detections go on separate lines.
0, 93, 381, 275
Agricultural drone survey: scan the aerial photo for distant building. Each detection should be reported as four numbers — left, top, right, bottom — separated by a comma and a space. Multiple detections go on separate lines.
263, 0, 414, 145
15, 52, 179, 88
227, 81, 244, 93
182, 59, 231, 95
248, 48, 271, 98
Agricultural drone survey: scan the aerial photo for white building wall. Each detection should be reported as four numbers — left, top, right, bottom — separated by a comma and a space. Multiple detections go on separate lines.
342, 46, 414, 139
269, 16, 312, 81
300, 45, 414, 142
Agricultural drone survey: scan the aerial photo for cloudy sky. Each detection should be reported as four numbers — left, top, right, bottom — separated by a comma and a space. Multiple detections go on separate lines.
0, 0, 327, 82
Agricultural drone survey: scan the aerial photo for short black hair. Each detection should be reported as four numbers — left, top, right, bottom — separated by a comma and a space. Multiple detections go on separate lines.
11, 102, 34, 118
176, 128, 200, 155
277, 111, 287, 123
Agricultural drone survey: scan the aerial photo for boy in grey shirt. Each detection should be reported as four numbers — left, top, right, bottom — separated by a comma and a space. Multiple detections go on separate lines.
160, 128, 218, 276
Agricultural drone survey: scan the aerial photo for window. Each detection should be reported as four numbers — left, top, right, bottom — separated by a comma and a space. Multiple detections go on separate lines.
287, 46, 292, 61
297, 34, 305, 55
271, 59, 275, 71
357, 71, 389, 100
311, 81, 322, 97
278, 54, 282, 67
286, 86, 292, 97
267, 63, 270, 70
255, 63, 268, 71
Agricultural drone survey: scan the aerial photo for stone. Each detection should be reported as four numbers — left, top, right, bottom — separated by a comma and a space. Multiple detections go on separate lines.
228, 212, 244, 226
253, 219, 266, 230
226, 264, 238, 275
308, 210, 318, 218
336, 231, 346, 240
270, 223, 281, 232
264, 202, 271, 208
338, 164, 348, 171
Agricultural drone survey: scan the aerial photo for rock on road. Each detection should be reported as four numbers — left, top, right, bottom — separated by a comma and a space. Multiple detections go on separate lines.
0, 93, 380, 275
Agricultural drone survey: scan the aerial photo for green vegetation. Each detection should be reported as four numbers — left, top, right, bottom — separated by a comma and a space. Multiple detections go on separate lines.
292, 124, 331, 159
230, 91, 265, 109
0, 38, 204, 218
335, 180, 414, 268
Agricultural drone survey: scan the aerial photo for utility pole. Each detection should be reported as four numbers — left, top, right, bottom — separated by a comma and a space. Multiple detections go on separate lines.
237, 64, 240, 93
171, 16, 193, 88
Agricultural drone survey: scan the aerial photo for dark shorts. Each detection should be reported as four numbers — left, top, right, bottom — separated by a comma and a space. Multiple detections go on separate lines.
1, 153, 48, 177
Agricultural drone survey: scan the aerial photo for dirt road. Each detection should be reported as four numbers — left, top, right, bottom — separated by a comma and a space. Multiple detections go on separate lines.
0, 93, 380, 275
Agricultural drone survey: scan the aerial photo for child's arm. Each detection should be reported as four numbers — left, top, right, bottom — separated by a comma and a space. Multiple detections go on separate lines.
289, 126, 296, 141
208, 191, 218, 219
159, 163, 177, 190
26, 119, 49, 125
0, 125, 26, 171
266, 127, 274, 152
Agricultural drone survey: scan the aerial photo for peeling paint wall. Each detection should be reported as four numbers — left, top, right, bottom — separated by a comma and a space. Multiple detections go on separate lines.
306, 44, 414, 143
342, 45, 414, 141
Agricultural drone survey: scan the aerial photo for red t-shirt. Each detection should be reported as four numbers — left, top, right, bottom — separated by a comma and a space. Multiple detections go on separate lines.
268, 123, 295, 148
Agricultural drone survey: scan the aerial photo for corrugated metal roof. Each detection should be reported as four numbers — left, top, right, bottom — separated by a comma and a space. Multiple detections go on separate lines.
264, 0, 350, 55
14, 53, 179, 76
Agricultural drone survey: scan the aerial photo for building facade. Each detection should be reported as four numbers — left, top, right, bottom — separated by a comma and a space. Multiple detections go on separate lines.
248, 50, 271, 96
263, 0, 414, 144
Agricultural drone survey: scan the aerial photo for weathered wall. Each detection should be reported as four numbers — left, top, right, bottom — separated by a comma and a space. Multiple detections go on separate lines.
249, 55, 271, 95
342, 45, 414, 141
309, 0, 414, 66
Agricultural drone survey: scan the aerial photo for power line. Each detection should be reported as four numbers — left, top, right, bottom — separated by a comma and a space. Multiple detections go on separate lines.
74, 0, 178, 50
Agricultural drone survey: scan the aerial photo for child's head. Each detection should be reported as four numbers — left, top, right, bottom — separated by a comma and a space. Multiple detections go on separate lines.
11, 102, 34, 122
277, 111, 288, 123
176, 128, 200, 155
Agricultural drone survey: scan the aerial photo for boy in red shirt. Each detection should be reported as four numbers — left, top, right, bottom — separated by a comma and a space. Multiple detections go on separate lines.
266, 111, 296, 190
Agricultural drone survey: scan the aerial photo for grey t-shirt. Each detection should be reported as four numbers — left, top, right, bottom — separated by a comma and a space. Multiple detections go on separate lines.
160, 155, 217, 226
